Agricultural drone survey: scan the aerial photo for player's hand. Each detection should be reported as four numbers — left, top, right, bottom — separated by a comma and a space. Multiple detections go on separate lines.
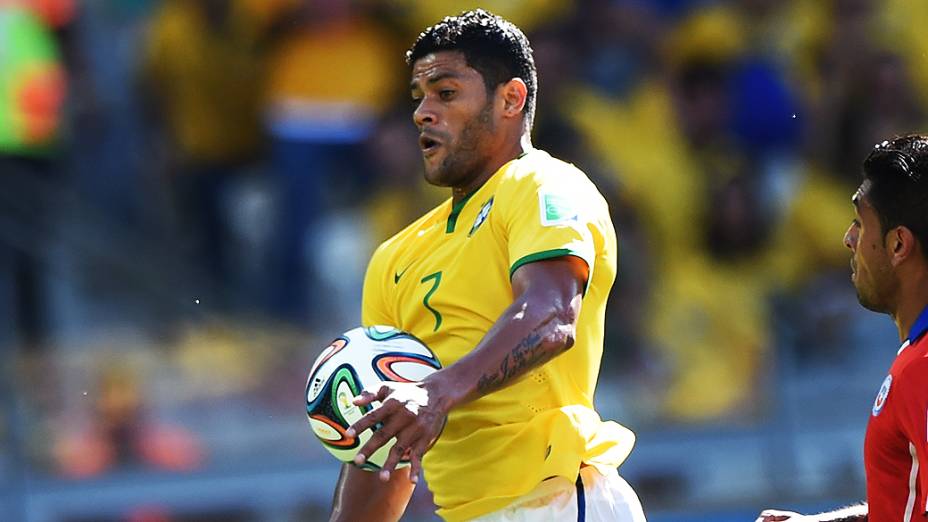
346, 379, 449, 484
755, 509, 810, 522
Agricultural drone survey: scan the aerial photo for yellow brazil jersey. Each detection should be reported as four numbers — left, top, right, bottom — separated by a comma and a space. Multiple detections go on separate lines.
361, 149, 634, 521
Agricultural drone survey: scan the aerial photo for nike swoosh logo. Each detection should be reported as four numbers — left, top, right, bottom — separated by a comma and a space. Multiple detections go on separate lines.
394, 265, 411, 283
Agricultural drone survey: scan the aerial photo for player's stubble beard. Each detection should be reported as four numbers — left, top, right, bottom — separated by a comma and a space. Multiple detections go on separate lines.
423, 99, 496, 189
853, 251, 898, 315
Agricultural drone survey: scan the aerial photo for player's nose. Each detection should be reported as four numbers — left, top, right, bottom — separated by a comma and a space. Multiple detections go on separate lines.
844, 222, 858, 251
413, 99, 438, 128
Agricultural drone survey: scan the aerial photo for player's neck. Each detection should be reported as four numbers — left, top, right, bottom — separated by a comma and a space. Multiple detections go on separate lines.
892, 269, 928, 342
451, 135, 532, 203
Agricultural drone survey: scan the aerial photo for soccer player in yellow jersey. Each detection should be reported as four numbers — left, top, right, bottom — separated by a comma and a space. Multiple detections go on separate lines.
329, 9, 646, 522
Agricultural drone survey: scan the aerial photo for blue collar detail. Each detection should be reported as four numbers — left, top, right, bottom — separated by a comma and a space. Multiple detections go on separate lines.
907, 305, 928, 343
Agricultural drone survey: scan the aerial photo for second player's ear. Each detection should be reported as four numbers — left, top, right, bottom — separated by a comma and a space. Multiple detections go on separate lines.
500, 78, 527, 118
890, 226, 916, 266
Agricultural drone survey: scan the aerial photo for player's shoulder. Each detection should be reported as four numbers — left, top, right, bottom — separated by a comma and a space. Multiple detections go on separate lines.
502, 149, 591, 186
902, 335, 928, 366
893, 336, 928, 390
500, 149, 606, 204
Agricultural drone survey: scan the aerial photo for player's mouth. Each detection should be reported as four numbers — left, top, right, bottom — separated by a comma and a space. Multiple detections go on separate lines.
419, 134, 442, 157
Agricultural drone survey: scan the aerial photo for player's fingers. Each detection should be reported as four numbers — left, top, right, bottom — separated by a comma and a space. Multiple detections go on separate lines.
347, 388, 403, 437
378, 428, 419, 482
351, 390, 377, 407
353, 414, 404, 466
352, 384, 390, 406
407, 435, 431, 484
346, 398, 393, 438
407, 451, 422, 484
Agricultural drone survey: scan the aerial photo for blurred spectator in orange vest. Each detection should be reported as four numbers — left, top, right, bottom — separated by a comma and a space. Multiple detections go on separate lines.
0, 1, 67, 353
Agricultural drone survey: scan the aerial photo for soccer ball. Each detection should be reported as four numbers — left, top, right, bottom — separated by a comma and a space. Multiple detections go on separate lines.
304, 325, 442, 471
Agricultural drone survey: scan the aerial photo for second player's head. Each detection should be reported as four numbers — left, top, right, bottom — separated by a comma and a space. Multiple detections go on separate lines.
845, 134, 928, 313
406, 9, 537, 188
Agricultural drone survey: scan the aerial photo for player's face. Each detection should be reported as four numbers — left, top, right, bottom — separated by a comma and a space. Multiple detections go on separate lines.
844, 185, 898, 313
410, 51, 501, 188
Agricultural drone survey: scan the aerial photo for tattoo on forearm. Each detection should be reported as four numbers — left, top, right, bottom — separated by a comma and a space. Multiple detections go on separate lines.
476, 331, 560, 393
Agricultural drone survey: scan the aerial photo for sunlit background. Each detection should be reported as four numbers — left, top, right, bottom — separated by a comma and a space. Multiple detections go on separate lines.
2, 0, 926, 520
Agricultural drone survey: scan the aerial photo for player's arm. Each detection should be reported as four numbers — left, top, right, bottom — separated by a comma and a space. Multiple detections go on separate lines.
347, 255, 588, 481
431, 255, 587, 400
756, 504, 867, 522
329, 463, 415, 522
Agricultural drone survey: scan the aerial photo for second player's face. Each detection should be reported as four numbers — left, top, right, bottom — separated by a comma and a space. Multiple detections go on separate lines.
410, 51, 500, 188
844, 185, 898, 313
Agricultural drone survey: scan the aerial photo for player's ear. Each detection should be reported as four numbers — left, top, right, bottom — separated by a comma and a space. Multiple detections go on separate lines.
500, 78, 527, 119
890, 225, 916, 266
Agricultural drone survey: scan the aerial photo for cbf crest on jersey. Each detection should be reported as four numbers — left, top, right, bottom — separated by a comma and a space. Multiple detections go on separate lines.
468, 197, 494, 237
872, 374, 892, 416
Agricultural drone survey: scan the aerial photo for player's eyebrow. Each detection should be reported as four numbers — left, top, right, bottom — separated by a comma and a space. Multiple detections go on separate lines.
410, 71, 462, 91
852, 191, 861, 209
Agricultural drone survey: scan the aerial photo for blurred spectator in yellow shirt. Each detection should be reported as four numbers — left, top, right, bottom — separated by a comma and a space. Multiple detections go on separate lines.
142, 0, 268, 311
566, 3, 804, 422
376, 0, 570, 40
261, 0, 404, 324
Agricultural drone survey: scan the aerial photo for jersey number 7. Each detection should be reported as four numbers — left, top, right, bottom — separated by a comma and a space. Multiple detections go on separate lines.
420, 271, 443, 332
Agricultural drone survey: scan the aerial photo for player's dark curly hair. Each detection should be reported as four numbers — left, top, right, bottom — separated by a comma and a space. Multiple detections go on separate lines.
406, 9, 537, 129
863, 134, 928, 259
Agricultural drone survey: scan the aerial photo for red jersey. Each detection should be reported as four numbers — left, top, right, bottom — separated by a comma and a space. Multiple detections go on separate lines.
865, 307, 928, 522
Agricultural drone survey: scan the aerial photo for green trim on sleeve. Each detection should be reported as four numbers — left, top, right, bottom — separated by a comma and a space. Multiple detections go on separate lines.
509, 248, 593, 295
509, 247, 592, 281
446, 191, 475, 233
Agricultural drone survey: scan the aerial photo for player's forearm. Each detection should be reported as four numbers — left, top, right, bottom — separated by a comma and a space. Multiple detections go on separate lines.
812, 504, 867, 522
329, 464, 413, 522
425, 291, 579, 409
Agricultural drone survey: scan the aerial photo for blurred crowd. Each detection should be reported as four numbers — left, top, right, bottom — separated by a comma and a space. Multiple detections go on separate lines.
3, 0, 928, 503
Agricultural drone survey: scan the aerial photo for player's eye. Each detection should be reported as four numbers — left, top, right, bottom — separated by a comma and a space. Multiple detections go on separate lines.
439, 90, 455, 101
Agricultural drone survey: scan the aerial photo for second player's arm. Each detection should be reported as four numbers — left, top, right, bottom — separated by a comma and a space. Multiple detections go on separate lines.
756, 504, 867, 522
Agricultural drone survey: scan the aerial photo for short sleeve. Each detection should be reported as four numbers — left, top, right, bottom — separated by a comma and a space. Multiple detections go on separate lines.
895, 357, 928, 515
504, 174, 600, 282
361, 244, 395, 327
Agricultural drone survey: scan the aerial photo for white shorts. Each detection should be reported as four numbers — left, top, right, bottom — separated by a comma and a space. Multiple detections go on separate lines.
471, 466, 647, 522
